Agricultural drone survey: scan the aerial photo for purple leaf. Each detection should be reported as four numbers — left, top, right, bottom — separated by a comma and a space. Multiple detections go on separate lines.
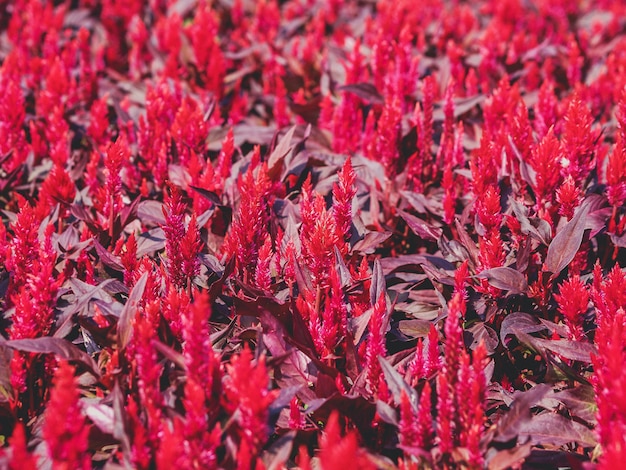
544, 386, 596, 424
117, 272, 148, 350
94, 240, 125, 271
500, 312, 548, 346
493, 384, 551, 442
268, 125, 297, 178
467, 322, 499, 354
84, 401, 115, 435
337, 83, 384, 104
517, 412, 596, 447
370, 258, 385, 306
517, 333, 596, 363
379, 356, 418, 411
545, 203, 590, 275
400, 211, 442, 241
0, 337, 99, 378
352, 231, 392, 254
262, 431, 296, 470
136, 200, 166, 226
487, 443, 532, 470
478, 267, 528, 294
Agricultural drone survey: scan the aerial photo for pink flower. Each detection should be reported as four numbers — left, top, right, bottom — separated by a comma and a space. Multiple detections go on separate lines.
555, 274, 589, 340
43, 361, 91, 470
8, 423, 38, 470
332, 157, 357, 247
364, 295, 389, 398
318, 412, 376, 470
223, 346, 278, 463
556, 175, 582, 220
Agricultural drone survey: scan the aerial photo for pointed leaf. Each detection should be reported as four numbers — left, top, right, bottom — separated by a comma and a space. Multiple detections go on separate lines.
117, 272, 148, 350
370, 258, 385, 306
517, 412, 596, 447
268, 125, 297, 178
545, 203, 590, 275
478, 267, 528, 294
338, 83, 384, 104
378, 356, 418, 411
517, 333, 596, 362
493, 384, 551, 442
0, 337, 100, 378
399, 211, 442, 241
500, 312, 548, 346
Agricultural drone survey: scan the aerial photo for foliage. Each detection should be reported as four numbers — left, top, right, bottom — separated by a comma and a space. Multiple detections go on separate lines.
1, 0, 626, 468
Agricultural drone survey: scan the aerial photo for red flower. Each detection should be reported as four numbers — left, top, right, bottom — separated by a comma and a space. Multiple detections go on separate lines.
556, 175, 582, 220
364, 294, 389, 398
103, 138, 129, 235
223, 346, 278, 462
318, 412, 376, 470
555, 274, 589, 340
332, 157, 357, 247
43, 361, 91, 470
8, 423, 38, 470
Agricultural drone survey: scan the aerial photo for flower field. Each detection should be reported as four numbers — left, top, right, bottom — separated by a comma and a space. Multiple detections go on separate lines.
0, 0, 625, 468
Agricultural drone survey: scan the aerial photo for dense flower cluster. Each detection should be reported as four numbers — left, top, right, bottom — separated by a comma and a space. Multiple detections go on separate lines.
0, 0, 625, 468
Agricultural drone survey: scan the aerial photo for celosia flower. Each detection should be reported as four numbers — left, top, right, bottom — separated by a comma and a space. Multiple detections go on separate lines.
0, 71, 28, 172
416, 381, 434, 450
593, 307, 626, 469
103, 138, 129, 236
9, 225, 60, 394
319, 265, 348, 359
8, 423, 38, 470
120, 233, 138, 287
43, 361, 91, 470
162, 185, 202, 291
364, 295, 388, 398
87, 94, 109, 146
300, 184, 340, 289
132, 313, 164, 447
399, 390, 419, 450
329, 92, 362, 156
530, 126, 564, 214
127, 396, 151, 469
436, 373, 454, 455
223, 148, 276, 283
182, 291, 220, 399
408, 338, 425, 385
180, 214, 202, 287
171, 96, 209, 166
289, 396, 305, 430
215, 127, 235, 195
186, 3, 225, 95
555, 274, 589, 340
376, 96, 402, 176
255, 235, 273, 292
332, 157, 357, 247
318, 412, 376, 470
560, 94, 599, 186
40, 164, 76, 210
156, 418, 185, 468
424, 324, 440, 377
464, 343, 487, 467
592, 266, 626, 469
443, 293, 465, 385
155, 13, 182, 79
470, 133, 499, 198
223, 346, 278, 464
556, 175, 581, 220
